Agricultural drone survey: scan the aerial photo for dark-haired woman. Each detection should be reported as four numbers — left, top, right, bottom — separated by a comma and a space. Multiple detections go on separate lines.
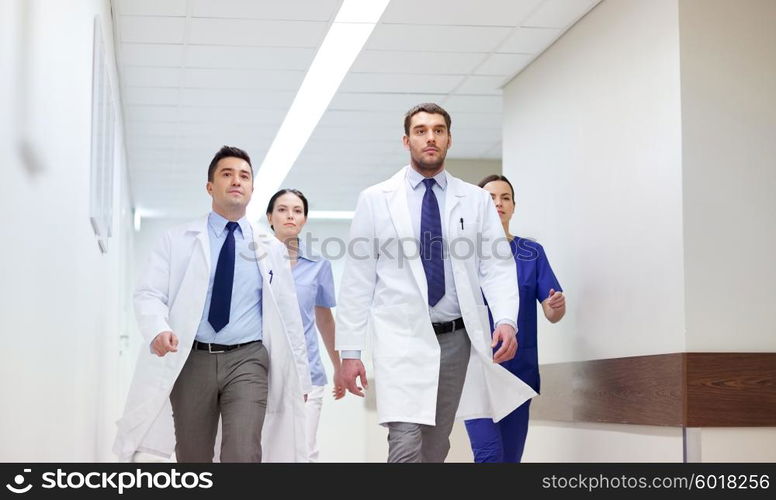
464, 175, 566, 463
266, 189, 345, 462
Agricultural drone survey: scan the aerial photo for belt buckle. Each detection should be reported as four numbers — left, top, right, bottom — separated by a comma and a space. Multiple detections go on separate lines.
207, 343, 225, 354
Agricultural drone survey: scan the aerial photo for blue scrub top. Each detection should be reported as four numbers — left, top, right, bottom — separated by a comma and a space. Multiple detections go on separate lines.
292, 241, 336, 387
488, 237, 562, 394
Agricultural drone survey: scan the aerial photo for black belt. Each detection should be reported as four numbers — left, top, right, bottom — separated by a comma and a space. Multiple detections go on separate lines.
193, 340, 261, 353
432, 317, 464, 335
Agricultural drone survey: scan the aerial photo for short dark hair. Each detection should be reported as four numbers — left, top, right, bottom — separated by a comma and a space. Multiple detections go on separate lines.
404, 103, 452, 135
266, 188, 309, 231
478, 174, 515, 199
207, 145, 252, 182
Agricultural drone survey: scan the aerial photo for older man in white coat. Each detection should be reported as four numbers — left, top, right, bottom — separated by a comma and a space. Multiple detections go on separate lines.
114, 146, 311, 462
337, 104, 536, 462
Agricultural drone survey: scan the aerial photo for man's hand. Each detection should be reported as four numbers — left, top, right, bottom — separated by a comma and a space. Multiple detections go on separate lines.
151, 331, 179, 357
492, 323, 517, 364
332, 367, 346, 400
341, 359, 368, 397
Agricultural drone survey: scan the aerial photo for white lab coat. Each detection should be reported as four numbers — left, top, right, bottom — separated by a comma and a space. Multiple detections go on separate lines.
113, 216, 311, 462
336, 167, 536, 426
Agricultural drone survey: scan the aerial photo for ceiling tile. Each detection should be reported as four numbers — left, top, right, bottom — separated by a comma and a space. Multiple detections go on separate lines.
308, 126, 401, 142
124, 87, 179, 105
498, 27, 561, 53
175, 106, 287, 124
522, 0, 596, 29
380, 0, 543, 27
317, 110, 400, 129
329, 92, 447, 111
115, 0, 187, 17
443, 95, 502, 113
351, 50, 487, 75
185, 45, 315, 70
448, 112, 503, 129
303, 140, 402, 157
188, 18, 328, 47
366, 24, 513, 53
120, 16, 186, 44
475, 53, 533, 75
189, 0, 339, 21
116, 0, 598, 217
339, 73, 465, 94
120, 43, 185, 67
129, 121, 277, 137
182, 68, 305, 90
122, 66, 182, 87
125, 105, 179, 123
453, 75, 505, 95
179, 88, 296, 108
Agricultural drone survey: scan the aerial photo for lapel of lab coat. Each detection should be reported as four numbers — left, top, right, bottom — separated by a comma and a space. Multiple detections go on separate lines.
186, 215, 211, 271
442, 171, 465, 241
384, 166, 466, 305
247, 221, 274, 299
385, 166, 429, 305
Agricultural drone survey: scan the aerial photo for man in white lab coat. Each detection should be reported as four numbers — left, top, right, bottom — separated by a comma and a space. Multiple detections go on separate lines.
337, 104, 537, 462
113, 146, 310, 462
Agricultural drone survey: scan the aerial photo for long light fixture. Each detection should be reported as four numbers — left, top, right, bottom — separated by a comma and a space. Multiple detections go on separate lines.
247, 0, 390, 221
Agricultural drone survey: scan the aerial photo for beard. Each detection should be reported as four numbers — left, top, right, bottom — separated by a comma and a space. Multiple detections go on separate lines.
410, 148, 447, 173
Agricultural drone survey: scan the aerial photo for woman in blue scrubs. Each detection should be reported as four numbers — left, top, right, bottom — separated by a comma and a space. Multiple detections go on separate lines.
266, 188, 345, 462
465, 175, 566, 463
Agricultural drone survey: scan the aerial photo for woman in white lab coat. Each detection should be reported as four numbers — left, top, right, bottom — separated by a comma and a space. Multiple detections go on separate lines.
266, 188, 345, 462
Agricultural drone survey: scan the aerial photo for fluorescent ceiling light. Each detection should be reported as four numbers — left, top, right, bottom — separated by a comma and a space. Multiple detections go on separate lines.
133, 209, 142, 232
308, 210, 355, 220
133, 207, 169, 231
247, 0, 390, 220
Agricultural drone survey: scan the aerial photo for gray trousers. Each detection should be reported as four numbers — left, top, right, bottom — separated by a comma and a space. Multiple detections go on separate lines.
386, 327, 471, 463
169, 341, 268, 463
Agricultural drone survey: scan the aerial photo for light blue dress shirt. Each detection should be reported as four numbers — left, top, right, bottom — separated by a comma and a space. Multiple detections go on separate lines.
292, 240, 336, 386
195, 212, 262, 345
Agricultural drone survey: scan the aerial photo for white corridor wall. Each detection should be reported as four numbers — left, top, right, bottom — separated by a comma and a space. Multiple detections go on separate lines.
502, 0, 776, 462
0, 0, 133, 461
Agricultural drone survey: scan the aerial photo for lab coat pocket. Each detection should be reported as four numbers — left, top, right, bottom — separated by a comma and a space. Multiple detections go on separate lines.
473, 304, 493, 353
450, 217, 481, 252
371, 303, 433, 360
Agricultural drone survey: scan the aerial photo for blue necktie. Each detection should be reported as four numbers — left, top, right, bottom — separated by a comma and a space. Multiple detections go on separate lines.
420, 178, 445, 306
208, 221, 239, 332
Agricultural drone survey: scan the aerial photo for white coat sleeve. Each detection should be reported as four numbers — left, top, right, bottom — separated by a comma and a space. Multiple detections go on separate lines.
270, 239, 312, 395
477, 192, 519, 326
335, 191, 378, 351
134, 230, 173, 346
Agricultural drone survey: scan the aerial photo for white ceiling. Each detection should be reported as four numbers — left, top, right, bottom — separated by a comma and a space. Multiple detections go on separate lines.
113, 0, 600, 216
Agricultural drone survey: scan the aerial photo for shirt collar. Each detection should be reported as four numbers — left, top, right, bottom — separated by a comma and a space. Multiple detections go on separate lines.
208, 211, 250, 239
295, 237, 319, 262
406, 166, 448, 191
